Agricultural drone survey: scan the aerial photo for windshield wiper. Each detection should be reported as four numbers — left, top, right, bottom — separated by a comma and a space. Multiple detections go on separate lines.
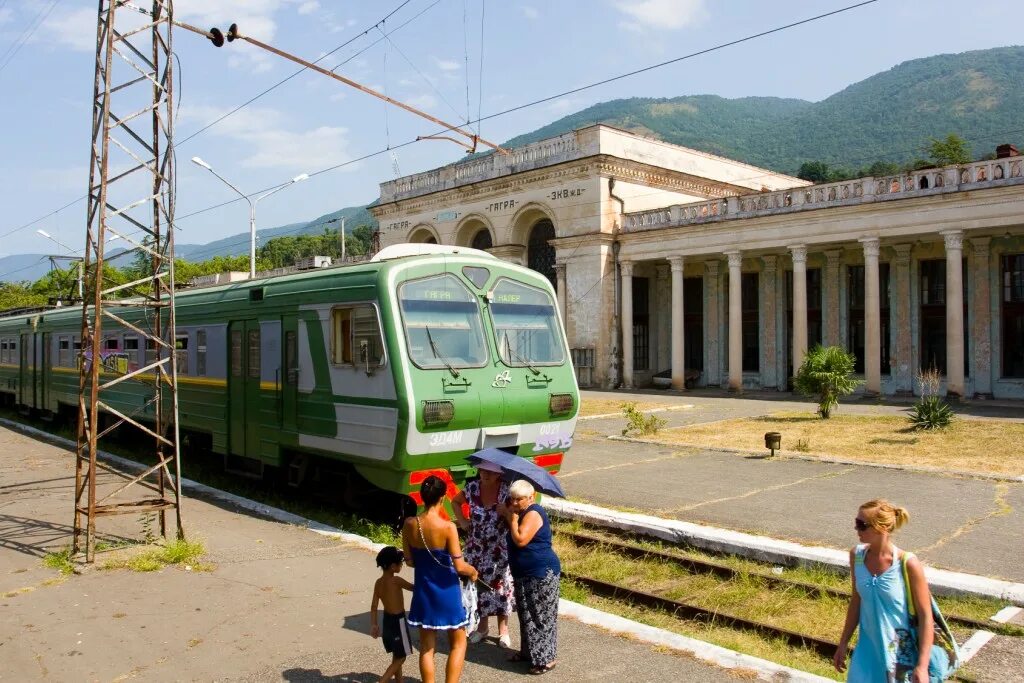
504, 334, 540, 376
425, 326, 460, 378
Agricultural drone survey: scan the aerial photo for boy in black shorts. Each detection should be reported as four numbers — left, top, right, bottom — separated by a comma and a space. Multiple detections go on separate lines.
370, 546, 414, 682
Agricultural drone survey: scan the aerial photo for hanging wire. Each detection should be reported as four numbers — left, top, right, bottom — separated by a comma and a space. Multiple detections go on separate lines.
462, 0, 471, 126
476, 0, 485, 138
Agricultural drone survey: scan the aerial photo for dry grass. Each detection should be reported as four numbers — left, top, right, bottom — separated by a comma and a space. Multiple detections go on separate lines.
579, 398, 673, 418
650, 412, 1024, 476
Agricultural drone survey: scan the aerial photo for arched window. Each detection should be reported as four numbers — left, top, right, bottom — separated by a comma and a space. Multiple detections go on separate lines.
527, 219, 556, 288
471, 229, 492, 250
919, 176, 929, 190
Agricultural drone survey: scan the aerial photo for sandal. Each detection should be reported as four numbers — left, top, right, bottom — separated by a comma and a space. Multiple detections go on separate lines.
529, 663, 556, 675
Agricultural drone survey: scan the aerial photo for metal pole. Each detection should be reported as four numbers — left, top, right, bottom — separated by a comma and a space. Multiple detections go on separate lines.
249, 203, 257, 278
340, 217, 346, 263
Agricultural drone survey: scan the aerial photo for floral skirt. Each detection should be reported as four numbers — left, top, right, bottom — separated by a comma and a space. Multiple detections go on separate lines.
513, 570, 559, 667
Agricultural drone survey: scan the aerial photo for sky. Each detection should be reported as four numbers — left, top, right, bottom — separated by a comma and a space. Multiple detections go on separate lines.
0, 0, 1022, 265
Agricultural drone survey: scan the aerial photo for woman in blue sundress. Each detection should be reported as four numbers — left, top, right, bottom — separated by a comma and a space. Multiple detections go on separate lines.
403, 475, 479, 683
834, 499, 935, 683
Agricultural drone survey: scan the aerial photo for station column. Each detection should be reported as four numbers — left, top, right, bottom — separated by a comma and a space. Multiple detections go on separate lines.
861, 237, 882, 395
725, 250, 742, 392
790, 245, 808, 372
943, 230, 965, 397
621, 260, 634, 390
669, 256, 685, 390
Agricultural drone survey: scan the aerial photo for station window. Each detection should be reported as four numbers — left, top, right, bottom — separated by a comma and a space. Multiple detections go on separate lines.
196, 330, 207, 376
1002, 254, 1024, 378
332, 305, 385, 368
175, 335, 189, 375
919, 259, 968, 375
741, 272, 759, 372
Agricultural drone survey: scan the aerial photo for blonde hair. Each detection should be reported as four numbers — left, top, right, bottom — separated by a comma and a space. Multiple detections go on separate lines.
509, 479, 535, 500
859, 499, 910, 533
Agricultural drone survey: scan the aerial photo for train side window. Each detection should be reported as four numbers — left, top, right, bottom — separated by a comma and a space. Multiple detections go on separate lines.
73, 339, 82, 368
353, 306, 385, 368
58, 337, 70, 367
104, 337, 119, 351
332, 309, 353, 364
247, 329, 260, 379
332, 305, 385, 368
284, 331, 297, 384
196, 330, 207, 376
231, 330, 243, 377
1, 339, 7, 364
124, 337, 139, 368
175, 335, 189, 375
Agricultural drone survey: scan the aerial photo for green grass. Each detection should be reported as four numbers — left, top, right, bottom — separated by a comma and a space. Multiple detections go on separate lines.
41, 547, 75, 575
101, 539, 208, 573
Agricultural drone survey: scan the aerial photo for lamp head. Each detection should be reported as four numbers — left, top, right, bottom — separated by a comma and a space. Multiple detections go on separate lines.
191, 156, 212, 171
292, 173, 309, 184
37, 229, 52, 239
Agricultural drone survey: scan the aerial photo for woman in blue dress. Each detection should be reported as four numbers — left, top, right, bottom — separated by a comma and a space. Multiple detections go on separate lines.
834, 499, 935, 682
402, 475, 478, 683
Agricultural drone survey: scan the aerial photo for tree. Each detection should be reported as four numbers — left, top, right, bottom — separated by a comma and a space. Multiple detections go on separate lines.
793, 345, 861, 419
0, 282, 49, 312
797, 161, 832, 183
927, 134, 971, 166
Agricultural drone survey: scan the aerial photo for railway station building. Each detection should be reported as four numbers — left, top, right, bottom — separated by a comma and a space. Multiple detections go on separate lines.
370, 125, 1024, 399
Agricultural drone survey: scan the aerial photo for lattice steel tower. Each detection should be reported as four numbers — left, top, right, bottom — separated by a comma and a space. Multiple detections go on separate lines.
74, 0, 182, 562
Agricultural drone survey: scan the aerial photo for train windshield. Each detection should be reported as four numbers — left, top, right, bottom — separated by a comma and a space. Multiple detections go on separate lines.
489, 279, 564, 366
398, 273, 488, 369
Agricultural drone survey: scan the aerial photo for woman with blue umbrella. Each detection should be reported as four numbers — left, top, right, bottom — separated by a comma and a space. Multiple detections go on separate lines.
498, 479, 561, 675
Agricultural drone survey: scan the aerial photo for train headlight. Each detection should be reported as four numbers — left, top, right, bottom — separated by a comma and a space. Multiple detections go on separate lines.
423, 400, 455, 425
548, 393, 574, 416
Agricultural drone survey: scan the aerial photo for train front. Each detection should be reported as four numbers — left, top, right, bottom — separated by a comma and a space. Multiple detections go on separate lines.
381, 251, 579, 510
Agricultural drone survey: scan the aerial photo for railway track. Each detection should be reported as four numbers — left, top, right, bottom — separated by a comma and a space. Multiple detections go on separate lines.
558, 527, 1018, 636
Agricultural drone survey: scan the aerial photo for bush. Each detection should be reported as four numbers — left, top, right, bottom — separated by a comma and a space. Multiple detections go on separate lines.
621, 402, 667, 436
792, 346, 861, 419
909, 396, 954, 430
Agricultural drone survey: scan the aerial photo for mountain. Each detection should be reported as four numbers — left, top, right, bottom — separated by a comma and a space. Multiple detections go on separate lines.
174, 203, 376, 261
0, 253, 53, 284
502, 46, 1024, 173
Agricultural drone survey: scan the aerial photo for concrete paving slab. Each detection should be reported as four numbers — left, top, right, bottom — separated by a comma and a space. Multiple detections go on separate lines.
0, 425, 744, 683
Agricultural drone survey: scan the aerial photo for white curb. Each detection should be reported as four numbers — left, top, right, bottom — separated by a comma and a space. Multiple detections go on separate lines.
958, 630, 996, 664
559, 599, 832, 682
546, 498, 1024, 605
2, 417, 834, 682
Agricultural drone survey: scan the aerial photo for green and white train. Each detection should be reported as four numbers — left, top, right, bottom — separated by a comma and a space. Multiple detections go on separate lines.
0, 244, 579, 517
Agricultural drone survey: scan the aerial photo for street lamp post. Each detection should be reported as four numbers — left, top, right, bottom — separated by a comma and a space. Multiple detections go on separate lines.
37, 229, 84, 300
191, 157, 308, 278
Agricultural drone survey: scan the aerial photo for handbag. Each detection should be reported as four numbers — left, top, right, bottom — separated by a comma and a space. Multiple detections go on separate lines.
895, 551, 960, 680
417, 517, 479, 634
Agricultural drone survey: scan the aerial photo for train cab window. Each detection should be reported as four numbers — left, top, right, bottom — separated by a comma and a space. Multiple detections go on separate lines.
488, 279, 565, 366
58, 337, 71, 367
398, 274, 488, 370
175, 335, 189, 375
196, 330, 207, 376
331, 305, 385, 368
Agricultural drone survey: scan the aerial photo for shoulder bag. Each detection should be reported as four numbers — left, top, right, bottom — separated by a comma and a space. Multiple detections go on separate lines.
417, 517, 479, 634
895, 551, 960, 680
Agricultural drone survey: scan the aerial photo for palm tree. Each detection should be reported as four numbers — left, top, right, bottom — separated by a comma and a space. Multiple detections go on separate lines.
793, 345, 861, 419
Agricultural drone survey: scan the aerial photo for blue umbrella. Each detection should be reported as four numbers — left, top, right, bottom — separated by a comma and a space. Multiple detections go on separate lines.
466, 447, 566, 498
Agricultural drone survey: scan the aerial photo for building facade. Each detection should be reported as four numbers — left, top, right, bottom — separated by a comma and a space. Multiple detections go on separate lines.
371, 125, 1024, 399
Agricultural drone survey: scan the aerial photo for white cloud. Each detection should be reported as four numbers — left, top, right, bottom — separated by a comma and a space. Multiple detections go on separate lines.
613, 0, 705, 31
406, 94, 438, 110
0, 7, 14, 25
433, 58, 460, 72
520, 6, 539, 20
178, 104, 353, 172
297, 1, 320, 15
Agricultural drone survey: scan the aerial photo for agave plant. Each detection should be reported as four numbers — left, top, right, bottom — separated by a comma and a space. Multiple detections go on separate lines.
793, 345, 861, 419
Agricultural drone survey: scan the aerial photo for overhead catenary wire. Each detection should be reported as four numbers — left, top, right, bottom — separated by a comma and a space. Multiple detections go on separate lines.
0, 0, 60, 76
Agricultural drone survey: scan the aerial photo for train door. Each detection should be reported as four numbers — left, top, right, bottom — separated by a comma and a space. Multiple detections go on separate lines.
39, 333, 50, 411
18, 333, 30, 406
281, 315, 298, 432
228, 320, 262, 458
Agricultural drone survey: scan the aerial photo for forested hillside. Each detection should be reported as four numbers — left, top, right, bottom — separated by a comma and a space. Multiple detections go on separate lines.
502, 46, 1024, 173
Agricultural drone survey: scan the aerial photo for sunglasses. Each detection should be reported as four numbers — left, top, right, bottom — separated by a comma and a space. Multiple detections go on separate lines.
854, 518, 870, 531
